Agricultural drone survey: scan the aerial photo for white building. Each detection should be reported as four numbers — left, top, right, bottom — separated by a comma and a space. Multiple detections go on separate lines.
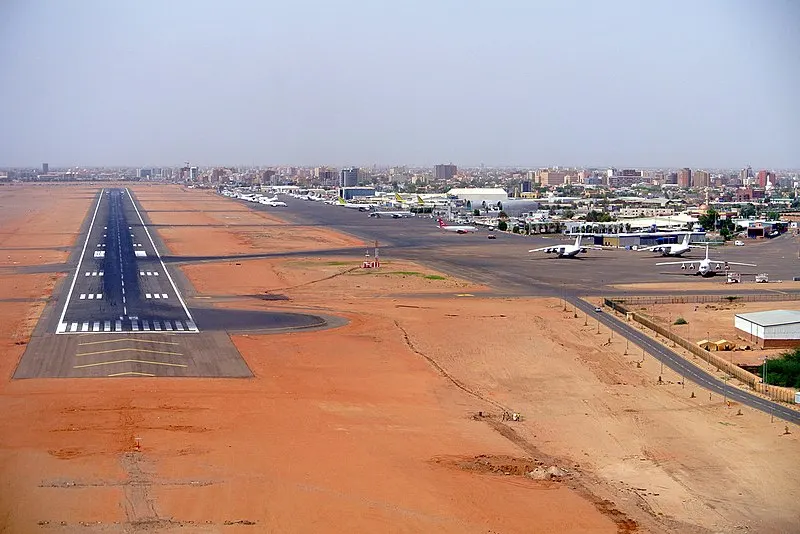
735, 310, 800, 349
447, 188, 508, 206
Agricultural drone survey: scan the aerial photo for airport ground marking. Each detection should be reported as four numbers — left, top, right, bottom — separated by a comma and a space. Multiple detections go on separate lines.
56, 188, 104, 333
108, 371, 156, 377
125, 188, 196, 327
78, 338, 180, 347
74, 359, 187, 369
76, 348, 184, 357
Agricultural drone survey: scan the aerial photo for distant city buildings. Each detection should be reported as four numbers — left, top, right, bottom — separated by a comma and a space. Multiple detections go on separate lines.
434, 164, 457, 181
42, 163, 48, 174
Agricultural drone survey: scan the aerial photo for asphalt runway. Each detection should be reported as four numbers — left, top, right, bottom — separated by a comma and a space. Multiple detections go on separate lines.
252, 196, 800, 297
14, 188, 331, 378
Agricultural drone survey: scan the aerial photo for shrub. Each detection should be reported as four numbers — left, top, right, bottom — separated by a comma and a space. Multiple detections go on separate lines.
674, 317, 688, 325
497, 220, 508, 232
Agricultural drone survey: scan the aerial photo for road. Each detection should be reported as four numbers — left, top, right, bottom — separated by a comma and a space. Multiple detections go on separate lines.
571, 297, 800, 425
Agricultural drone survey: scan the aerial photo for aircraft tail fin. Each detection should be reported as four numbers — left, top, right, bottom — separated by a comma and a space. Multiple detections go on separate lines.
437, 218, 446, 228
574, 234, 582, 247
395, 192, 404, 202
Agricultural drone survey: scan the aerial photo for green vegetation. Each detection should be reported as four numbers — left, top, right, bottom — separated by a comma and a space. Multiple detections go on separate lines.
323, 261, 351, 266
761, 348, 800, 388
497, 220, 508, 232
384, 271, 446, 281
673, 317, 688, 325
473, 208, 480, 216
585, 210, 612, 223
724, 296, 739, 303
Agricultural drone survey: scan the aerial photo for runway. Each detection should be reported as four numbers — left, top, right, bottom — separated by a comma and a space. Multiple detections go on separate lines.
54, 188, 197, 334
14, 188, 331, 379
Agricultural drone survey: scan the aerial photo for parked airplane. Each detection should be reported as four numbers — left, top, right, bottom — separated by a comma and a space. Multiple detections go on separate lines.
640, 233, 698, 257
370, 211, 415, 218
437, 218, 477, 234
337, 198, 374, 211
529, 235, 600, 258
656, 245, 756, 277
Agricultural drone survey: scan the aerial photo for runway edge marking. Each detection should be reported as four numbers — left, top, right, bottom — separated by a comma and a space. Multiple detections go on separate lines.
56, 188, 105, 334
125, 187, 198, 332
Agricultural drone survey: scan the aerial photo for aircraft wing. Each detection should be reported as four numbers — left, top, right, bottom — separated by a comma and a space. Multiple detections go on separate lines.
529, 246, 561, 253
708, 261, 757, 267
656, 260, 699, 266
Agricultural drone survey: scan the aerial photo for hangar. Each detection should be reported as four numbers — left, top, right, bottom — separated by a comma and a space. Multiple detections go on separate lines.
735, 310, 800, 349
447, 188, 508, 207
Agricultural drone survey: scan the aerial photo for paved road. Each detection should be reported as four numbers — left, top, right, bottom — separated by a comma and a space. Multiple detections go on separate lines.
571, 297, 800, 425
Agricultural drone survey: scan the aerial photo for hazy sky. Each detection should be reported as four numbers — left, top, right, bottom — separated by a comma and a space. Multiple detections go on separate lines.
1, 0, 798, 168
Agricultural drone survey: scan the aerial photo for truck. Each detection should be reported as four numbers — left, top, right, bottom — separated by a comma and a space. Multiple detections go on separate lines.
755, 273, 769, 283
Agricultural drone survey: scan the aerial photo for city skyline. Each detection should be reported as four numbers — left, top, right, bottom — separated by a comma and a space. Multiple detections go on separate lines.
1, 0, 798, 168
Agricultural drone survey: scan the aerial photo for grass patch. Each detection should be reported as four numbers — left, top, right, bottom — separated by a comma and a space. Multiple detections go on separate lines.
386, 271, 423, 276
674, 317, 688, 325
424, 275, 446, 280
380, 271, 447, 280
323, 261, 351, 266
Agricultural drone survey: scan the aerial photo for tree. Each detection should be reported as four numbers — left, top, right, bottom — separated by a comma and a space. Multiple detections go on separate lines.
766, 210, 780, 221
740, 203, 756, 218
562, 209, 575, 220
585, 210, 612, 223
473, 208, 480, 216
498, 211, 509, 220
497, 220, 508, 232
697, 209, 718, 231
762, 349, 800, 388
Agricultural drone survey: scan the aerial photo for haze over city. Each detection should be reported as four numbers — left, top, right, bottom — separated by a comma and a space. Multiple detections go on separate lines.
1, 0, 798, 168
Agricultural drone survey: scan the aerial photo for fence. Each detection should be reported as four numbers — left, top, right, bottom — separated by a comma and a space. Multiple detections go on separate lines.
606, 298, 798, 404
612, 293, 800, 307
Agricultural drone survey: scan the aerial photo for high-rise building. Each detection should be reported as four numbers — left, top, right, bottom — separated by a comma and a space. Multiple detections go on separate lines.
693, 170, 710, 188
677, 168, 692, 188
521, 180, 532, 193
42, 163, 49, 174
340, 167, 359, 187
189, 167, 198, 181
434, 164, 457, 180
538, 170, 568, 186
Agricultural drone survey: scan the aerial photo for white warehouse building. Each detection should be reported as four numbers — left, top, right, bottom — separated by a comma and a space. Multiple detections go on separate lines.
735, 310, 800, 349
447, 188, 509, 206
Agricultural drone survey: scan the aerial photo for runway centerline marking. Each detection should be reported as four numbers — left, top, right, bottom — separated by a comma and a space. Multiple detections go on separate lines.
108, 371, 156, 377
56, 189, 104, 333
76, 348, 184, 357
74, 359, 188, 369
78, 338, 180, 346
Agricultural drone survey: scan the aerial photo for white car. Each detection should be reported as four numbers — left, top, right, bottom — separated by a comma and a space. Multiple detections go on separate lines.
734, 240, 745, 246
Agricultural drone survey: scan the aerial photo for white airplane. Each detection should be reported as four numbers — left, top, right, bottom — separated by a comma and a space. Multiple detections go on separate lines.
369, 211, 415, 218
656, 245, 756, 277
529, 235, 604, 258
257, 195, 279, 204
640, 233, 699, 257
262, 200, 287, 207
437, 218, 477, 234
337, 198, 375, 211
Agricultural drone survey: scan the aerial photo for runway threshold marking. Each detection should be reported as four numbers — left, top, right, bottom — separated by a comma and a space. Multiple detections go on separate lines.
74, 359, 188, 369
78, 338, 180, 346
56, 189, 104, 333
126, 187, 198, 330
108, 371, 156, 377
76, 348, 184, 357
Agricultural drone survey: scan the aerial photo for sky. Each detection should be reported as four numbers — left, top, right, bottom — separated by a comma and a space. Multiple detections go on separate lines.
1, 0, 798, 169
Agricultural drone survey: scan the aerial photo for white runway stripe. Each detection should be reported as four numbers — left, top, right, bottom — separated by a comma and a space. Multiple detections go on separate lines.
57, 322, 67, 333
140, 271, 145, 276
88, 294, 94, 300
142, 320, 150, 331
80, 294, 86, 300
145, 293, 151, 299
85, 272, 90, 277
97, 294, 102, 299
71, 322, 78, 332
92, 321, 100, 332
164, 321, 174, 331
104, 321, 111, 332
115, 320, 122, 331
162, 293, 168, 299
175, 321, 184, 331
153, 321, 162, 331
154, 293, 160, 299
131, 320, 139, 331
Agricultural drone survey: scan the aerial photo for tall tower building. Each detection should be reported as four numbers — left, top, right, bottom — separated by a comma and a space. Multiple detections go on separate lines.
42, 163, 49, 174
433, 164, 457, 180
340, 167, 359, 187
677, 168, 692, 188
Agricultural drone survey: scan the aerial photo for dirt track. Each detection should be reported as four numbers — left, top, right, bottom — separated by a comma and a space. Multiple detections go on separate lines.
1, 184, 798, 533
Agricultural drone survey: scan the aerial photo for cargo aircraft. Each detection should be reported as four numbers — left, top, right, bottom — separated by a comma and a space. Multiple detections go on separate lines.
656, 245, 756, 277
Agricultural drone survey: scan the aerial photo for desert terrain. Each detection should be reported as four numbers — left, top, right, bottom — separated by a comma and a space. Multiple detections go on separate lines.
0, 183, 798, 533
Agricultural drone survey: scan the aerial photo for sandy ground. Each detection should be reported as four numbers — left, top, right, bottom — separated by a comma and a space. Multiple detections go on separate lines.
1, 184, 799, 533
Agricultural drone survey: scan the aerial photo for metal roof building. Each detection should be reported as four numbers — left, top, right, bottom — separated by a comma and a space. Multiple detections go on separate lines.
735, 310, 800, 349
447, 188, 508, 206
